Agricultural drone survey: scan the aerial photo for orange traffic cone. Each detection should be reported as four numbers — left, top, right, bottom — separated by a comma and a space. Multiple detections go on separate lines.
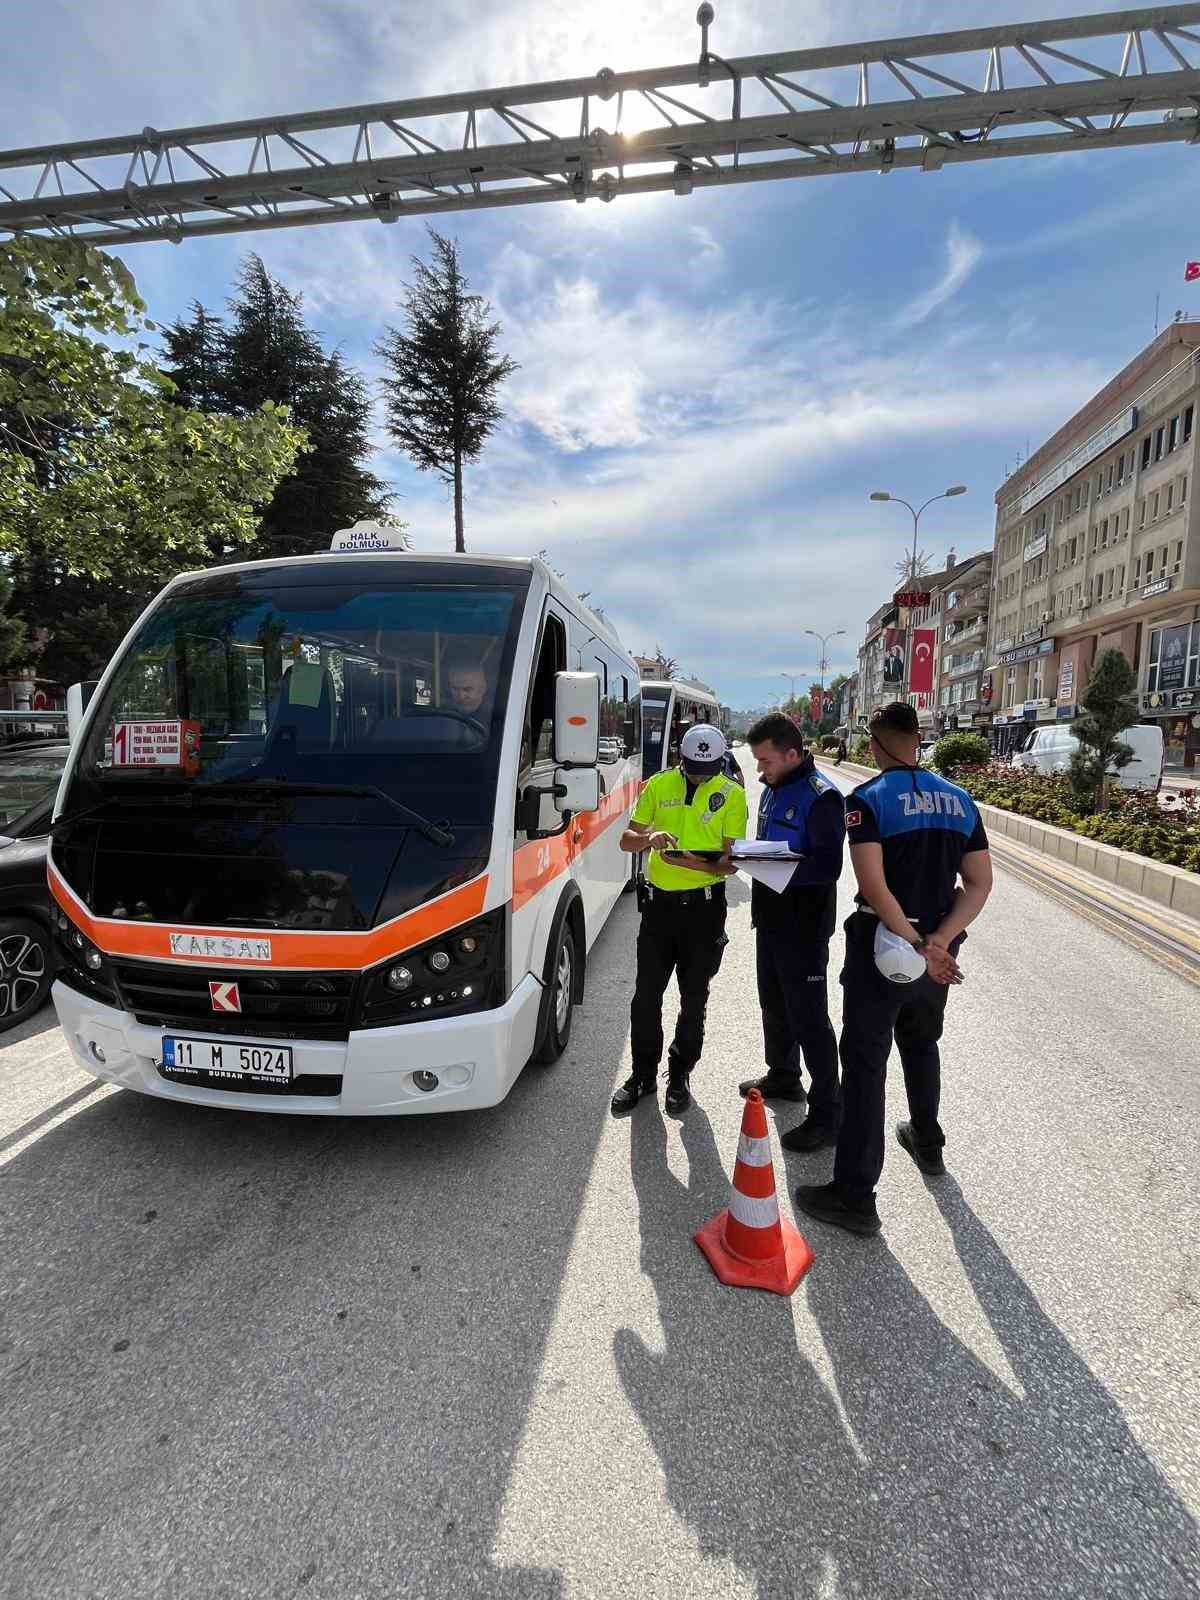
694, 1088, 814, 1296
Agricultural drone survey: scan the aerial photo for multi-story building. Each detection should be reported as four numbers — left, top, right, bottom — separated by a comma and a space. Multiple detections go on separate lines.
932, 550, 993, 734
856, 599, 898, 725
986, 321, 1200, 766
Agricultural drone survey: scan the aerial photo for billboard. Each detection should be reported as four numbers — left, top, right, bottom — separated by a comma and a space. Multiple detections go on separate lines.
882, 629, 906, 687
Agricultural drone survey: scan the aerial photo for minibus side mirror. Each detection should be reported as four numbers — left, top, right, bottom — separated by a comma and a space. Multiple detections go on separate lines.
554, 672, 600, 766
552, 767, 600, 814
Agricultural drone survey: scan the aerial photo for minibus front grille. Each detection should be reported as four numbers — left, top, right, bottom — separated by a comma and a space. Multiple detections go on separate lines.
110, 958, 357, 1042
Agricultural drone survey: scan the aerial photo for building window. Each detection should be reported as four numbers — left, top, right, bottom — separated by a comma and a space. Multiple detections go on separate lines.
1106, 462, 1114, 492
1155, 426, 1165, 462
1139, 498, 1147, 528
1152, 491, 1160, 520
1169, 415, 1179, 452
1122, 507, 1130, 535
1142, 435, 1152, 470
1182, 474, 1189, 504
1134, 556, 1141, 585
1184, 404, 1194, 443
1176, 540, 1184, 568
1166, 483, 1174, 513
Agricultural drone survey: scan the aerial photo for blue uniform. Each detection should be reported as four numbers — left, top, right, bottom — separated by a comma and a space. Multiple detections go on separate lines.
752, 754, 846, 1126
834, 764, 990, 1202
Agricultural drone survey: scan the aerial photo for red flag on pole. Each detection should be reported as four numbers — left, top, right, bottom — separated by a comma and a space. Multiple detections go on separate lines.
1186, 261, 1200, 282
810, 686, 823, 724
910, 628, 937, 694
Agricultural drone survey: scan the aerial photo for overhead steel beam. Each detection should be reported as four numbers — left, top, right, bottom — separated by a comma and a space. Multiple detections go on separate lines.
1, 5, 1198, 247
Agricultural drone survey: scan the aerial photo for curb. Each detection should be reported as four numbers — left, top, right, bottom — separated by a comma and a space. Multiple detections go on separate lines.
817, 759, 1200, 929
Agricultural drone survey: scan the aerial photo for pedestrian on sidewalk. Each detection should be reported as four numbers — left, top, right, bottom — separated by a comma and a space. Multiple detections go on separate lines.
796, 702, 993, 1238
612, 724, 748, 1117
738, 713, 846, 1150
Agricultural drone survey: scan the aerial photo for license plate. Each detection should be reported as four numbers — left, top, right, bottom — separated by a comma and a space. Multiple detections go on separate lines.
161, 1036, 293, 1083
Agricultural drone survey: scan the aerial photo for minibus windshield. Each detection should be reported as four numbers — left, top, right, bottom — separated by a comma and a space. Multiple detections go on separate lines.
72, 577, 521, 826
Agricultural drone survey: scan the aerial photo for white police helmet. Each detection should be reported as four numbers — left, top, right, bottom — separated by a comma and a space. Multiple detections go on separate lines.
873, 924, 927, 984
679, 723, 727, 776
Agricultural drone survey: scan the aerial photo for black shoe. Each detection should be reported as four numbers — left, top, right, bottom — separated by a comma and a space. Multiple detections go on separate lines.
664, 1075, 692, 1114
779, 1117, 839, 1153
611, 1075, 655, 1116
896, 1121, 946, 1176
738, 1072, 808, 1103
794, 1182, 882, 1237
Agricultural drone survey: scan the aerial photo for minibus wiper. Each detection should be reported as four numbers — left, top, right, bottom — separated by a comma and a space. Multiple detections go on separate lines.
48, 790, 254, 834
213, 779, 456, 847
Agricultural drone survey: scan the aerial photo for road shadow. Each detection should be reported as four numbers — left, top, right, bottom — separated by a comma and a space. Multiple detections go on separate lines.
802, 1176, 1200, 1597
0, 905, 637, 1600
614, 1105, 858, 1598
0, 1003, 60, 1052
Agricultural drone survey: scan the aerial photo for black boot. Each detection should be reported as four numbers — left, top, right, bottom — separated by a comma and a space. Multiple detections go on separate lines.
738, 1071, 807, 1103
611, 1074, 656, 1116
664, 1072, 692, 1114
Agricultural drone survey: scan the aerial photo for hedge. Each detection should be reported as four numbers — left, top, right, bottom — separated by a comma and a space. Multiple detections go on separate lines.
954, 765, 1200, 874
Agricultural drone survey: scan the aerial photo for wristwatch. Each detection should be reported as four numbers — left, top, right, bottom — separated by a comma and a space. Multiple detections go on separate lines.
912, 937, 930, 955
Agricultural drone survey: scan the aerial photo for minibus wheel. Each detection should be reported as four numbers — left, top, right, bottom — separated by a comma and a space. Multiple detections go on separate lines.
534, 918, 578, 1065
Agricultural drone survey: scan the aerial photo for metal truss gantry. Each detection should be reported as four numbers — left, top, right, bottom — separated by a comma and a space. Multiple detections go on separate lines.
2, 6, 1200, 247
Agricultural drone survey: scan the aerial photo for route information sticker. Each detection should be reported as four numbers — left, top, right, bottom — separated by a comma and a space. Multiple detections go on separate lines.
112, 720, 201, 771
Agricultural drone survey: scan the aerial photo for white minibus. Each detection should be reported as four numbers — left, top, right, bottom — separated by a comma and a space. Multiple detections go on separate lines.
49, 547, 642, 1114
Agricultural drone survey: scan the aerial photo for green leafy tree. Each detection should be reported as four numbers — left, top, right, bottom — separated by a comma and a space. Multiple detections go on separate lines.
0, 569, 28, 671
1069, 648, 1139, 812
0, 237, 305, 584
163, 257, 396, 560
376, 228, 517, 553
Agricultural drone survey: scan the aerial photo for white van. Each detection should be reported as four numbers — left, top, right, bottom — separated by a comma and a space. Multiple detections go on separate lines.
49, 548, 643, 1116
1011, 722, 1164, 790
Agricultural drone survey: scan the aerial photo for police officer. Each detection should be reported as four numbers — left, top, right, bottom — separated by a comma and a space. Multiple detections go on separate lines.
737, 713, 846, 1150
795, 702, 993, 1237
612, 724, 748, 1116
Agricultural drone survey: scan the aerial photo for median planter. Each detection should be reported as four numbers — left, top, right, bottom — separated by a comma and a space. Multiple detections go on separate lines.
818, 758, 1200, 925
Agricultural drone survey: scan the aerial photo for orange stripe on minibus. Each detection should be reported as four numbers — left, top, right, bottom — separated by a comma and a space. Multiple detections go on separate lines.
47, 861, 489, 972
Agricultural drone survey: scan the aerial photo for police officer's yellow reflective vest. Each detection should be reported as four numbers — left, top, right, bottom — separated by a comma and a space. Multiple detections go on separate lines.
631, 767, 748, 891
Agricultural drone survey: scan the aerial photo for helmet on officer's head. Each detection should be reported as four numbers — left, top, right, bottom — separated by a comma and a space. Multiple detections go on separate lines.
679, 723, 727, 777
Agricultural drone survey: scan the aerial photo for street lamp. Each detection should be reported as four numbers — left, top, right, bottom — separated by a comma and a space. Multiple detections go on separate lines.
776, 671, 800, 707
803, 630, 845, 722
870, 484, 967, 697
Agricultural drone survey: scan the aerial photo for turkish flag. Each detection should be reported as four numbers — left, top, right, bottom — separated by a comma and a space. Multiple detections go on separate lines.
810, 687, 823, 724
910, 628, 937, 694
1186, 261, 1200, 282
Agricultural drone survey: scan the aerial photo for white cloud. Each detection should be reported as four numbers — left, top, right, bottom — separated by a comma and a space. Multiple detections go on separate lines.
893, 221, 984, 330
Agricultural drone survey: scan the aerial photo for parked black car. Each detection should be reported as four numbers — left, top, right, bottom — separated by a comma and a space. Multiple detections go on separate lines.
0, 742, 70, 1030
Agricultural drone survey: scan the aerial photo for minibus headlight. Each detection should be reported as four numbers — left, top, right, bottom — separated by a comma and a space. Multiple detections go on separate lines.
360, 910, 506, 1029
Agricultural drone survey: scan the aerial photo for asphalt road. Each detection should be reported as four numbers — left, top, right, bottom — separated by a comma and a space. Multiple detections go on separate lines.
2, 751, 1198, 1599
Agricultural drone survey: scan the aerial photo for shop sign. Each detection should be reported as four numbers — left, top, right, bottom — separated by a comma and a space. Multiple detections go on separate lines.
1056, 704, 1076, 721
1175, 690, 1196, 710
894, 590, 932, 609
1022, 533, 1049, 564
1142, 577, 1173, 599
1057, 657, 1075, 706
1017, 624, 1044, 644
1019, 404, 1136, 514
1157, 624, 1190, 693
992, 637, 1056, 669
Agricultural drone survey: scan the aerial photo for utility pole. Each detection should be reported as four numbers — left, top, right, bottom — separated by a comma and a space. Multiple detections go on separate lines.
869, 486, 967, 700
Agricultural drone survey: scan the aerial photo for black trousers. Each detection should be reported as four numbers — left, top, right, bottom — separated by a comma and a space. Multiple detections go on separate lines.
755, 926, 841, 1125
630, 889, 727, 1083
833, 912, 954, 1202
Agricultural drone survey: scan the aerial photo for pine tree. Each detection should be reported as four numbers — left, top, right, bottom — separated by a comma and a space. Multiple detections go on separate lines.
375, 229, 517, 553
160, 300, 228, 411
1069, 647, 1139, 812
161, 256, 394, 560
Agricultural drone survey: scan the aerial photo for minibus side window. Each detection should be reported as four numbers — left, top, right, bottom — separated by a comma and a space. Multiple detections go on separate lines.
525, 613, 566, 769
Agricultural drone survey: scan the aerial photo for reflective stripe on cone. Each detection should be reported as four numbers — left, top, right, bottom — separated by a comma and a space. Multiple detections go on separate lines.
693, 1087, 814, 1296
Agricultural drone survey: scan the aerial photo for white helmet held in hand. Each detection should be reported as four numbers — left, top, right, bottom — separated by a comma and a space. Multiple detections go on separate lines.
873, 924, 927, 984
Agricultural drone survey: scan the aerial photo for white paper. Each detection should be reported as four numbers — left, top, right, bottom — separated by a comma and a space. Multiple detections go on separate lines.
730, 839, 806, 861
736, 859, 801, 893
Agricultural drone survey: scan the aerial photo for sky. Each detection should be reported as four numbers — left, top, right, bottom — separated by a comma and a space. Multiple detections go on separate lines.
4, 0, 1200, 709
